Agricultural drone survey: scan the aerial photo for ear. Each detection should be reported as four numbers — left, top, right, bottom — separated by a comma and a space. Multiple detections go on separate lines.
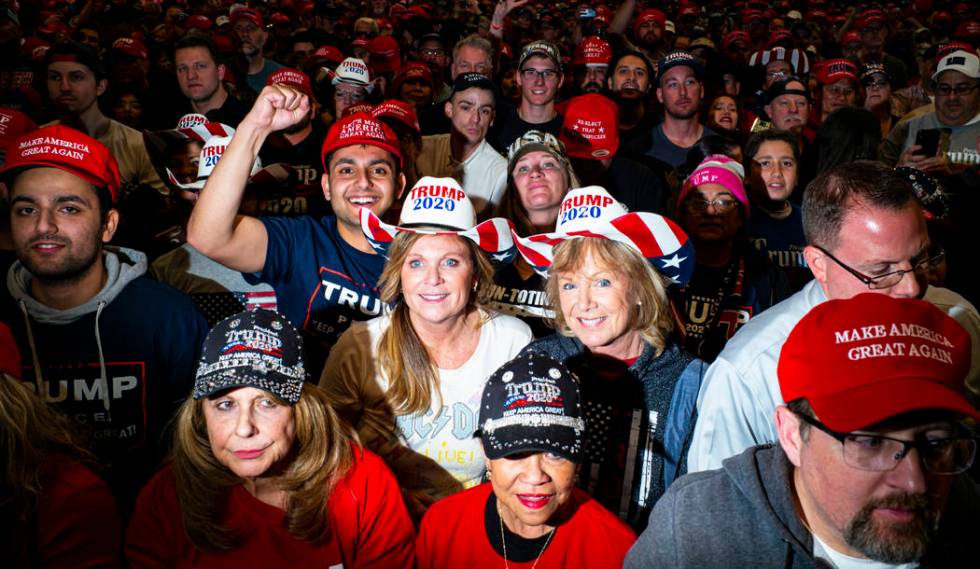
775, 405, 804, 467
802, 245, 828, 287
763, 103, 772, 118
656, 87, 664, 104
395, 171, 408, 199
101, 208, 120, 243
557, 73, 564, 90
607, 75, 614, 90
217, 63, 227, 81
96, 78, 109, 97
444, 100, 453, 119
321, 171, 332, 202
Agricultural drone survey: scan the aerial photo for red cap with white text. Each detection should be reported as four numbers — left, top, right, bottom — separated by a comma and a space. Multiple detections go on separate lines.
778, 293, 978, 432
320, 112, 402, 168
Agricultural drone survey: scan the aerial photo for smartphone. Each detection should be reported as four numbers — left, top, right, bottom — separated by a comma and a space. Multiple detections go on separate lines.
579, 8, 596, 19
914, 128, 944, 157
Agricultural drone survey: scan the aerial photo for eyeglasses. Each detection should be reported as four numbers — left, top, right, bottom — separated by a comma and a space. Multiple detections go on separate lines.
814, 245, 945, 290
684, 196, 740, 213
520, 68, 560, 81
797, 414, 977, 475
934, 83, 980, 96
864, 80, 889, 90
334, 88, 366, 102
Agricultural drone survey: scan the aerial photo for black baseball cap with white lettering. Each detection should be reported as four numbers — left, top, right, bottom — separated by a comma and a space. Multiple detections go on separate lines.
450, 72, 498, 103
656, 50, 704, 84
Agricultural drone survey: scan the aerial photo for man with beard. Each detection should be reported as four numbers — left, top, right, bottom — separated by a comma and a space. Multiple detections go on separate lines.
44, 42, 166, 196
631, 8, 668, 62
231, 8, 284, 93
631, 50, 715, 172
627, 293, 979, 567
571, 36, 611, 96
415, 33, 451, 104
257, 68, 330, 218
0, 125, 207, 514
415, 73, 506, 217
173, 35, 248, 128
187, 85, 406, 376
854, 9, 908, 91
607, 50, 657, 147
885, 50, 980, 171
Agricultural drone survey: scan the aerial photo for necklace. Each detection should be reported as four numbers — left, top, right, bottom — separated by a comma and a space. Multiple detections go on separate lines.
498, 505, 556, 569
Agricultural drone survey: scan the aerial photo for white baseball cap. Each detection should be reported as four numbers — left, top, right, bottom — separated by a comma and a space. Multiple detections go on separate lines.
932, 50, 980, 81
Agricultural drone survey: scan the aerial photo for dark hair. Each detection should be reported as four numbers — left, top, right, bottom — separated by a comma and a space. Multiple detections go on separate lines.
173, 35, 221, 65
682, 134, 742, 179
802, 160, 917, 250
744, 129, 800, 168
45, 41, 105, 81
815, 106, 881, 173
609, 50, 655, 82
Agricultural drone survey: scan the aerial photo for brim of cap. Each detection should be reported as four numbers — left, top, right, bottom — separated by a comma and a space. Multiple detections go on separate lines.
0, 162, 113, 199
519, 49, 560, 68
482, 441, 581, 463
808, 376, 980, 433
508, 142, 564, 168
511, 211, 694, 285
932, 66, 979, 81
360, 208, 517, 262
193, 371, 302, 405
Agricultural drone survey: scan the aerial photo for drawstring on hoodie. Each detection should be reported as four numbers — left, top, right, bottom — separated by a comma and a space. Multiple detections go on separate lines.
18, 299, 44, 398
94, 301, 110, 412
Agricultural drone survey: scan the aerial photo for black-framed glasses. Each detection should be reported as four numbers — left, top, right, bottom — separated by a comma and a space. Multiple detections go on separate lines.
814, 245, 945, 290
797, 414, 977, 474
684, 196, 740, 213
520, 68, 560, 81
934, 82, 980, 96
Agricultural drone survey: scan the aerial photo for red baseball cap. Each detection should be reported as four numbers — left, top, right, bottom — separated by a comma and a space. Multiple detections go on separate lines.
368, 35, 402, 74
266, 67, 314, 99
184, 14, 213, 31
634, 9, 666, 35
573, 36, 612, 66
230, 7, 263, 28
320, 112, 402, 169
391, 62, 433, 94
723, 30, 751, 50
560, 94, 619, 159
0, 107, 38, 156
779, 293, 978, 432
0, 125, 122, 202
112, 37, 148, 60
842, 31, 862, 47
372, 99, 420, 134
0, 322, 20, 379
816, 58, 859, 85
312, 45, 345, 65
269, 12, 290, 25
858, 9, 886, 29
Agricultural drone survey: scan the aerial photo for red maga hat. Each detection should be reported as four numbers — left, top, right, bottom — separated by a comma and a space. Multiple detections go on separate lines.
560, 94, 619, 159
0, 125, 122, 202
266, 67, 314, 99
778, 293, 978, 432
320, 112, 402, 169
372, 99, 420, 134
573, 36, 612, 66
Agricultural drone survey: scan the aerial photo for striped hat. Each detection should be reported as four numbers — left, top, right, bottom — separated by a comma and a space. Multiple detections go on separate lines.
512, 186, 694, 284
748, 47, 810, 77
360, 176, 517, 263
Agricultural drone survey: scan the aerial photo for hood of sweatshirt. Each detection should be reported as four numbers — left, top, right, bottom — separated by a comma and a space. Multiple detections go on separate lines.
7, 246, 148, 412
7, 246, 147, 324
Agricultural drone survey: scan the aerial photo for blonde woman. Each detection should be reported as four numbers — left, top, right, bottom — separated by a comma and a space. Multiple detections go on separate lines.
320, 178, 532, 520
125, 310, 415, 567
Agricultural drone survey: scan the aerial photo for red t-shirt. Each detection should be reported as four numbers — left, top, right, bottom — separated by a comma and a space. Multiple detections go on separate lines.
125, 447, 414, 568
416, 483, 636, 569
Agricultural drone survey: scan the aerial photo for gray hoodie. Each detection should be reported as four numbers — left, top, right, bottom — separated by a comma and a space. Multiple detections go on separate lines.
7, 246, 147, 411
625, 444, 979, 568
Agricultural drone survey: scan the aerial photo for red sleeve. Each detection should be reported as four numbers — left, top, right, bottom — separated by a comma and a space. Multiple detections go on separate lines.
35, 457, 123, 569
125, 467, 183, 569
332, 447, 416, 569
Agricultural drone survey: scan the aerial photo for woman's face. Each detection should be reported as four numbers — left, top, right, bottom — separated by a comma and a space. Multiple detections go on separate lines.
681, 182, 743, 245
749, 140, 798, 203
401, 234, 476, 328
512, 150, 568, 219
556, 250, 642, 360
334, 83, 368, 118
112, 93, 144, 128
708, 95, 738, 131
399, 79, 433, 110
488, 452, 577, 537
205, 387, 296, 480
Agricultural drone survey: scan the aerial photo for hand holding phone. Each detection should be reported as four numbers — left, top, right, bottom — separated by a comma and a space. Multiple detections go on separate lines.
914, 128, 943, 157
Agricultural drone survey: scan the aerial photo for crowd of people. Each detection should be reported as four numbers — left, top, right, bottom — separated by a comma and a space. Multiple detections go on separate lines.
2, 0, 980, 567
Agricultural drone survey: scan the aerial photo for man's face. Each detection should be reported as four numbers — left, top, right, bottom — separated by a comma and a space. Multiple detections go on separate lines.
765, 81, 810, 133
516, 55, 562, 107
821, 78, 858, 116
608, 55, 649, 101
46, 61, 106, 116
323, 144, 403, 231
77, 28, 100, 51
636, 20, 663, 46
574, 65, 609, 94
782, 410, 957, 564
764, 60, 794, 88
446, 87, 495, 146
9, 168, 116, 283
234, 20, 267, 57
418, 39, 449, 73
657, 65, 702, 120
353, 20, 376, 38
175, 47, 223, 104
451, 45, 492, 79
860, 22, 887, 54
934, 70, 980, 126
293, 41, 315, 67
806, 201, 928, 300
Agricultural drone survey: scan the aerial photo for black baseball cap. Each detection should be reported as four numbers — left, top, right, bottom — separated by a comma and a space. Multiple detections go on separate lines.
450, 72, 498, 102
656, 50, 704, 84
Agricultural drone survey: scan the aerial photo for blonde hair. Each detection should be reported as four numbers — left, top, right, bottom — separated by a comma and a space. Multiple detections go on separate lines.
545, 238, 675, 356
376, 232, 494, 415
172, 384, 354, 552
1, 376, 96, 516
